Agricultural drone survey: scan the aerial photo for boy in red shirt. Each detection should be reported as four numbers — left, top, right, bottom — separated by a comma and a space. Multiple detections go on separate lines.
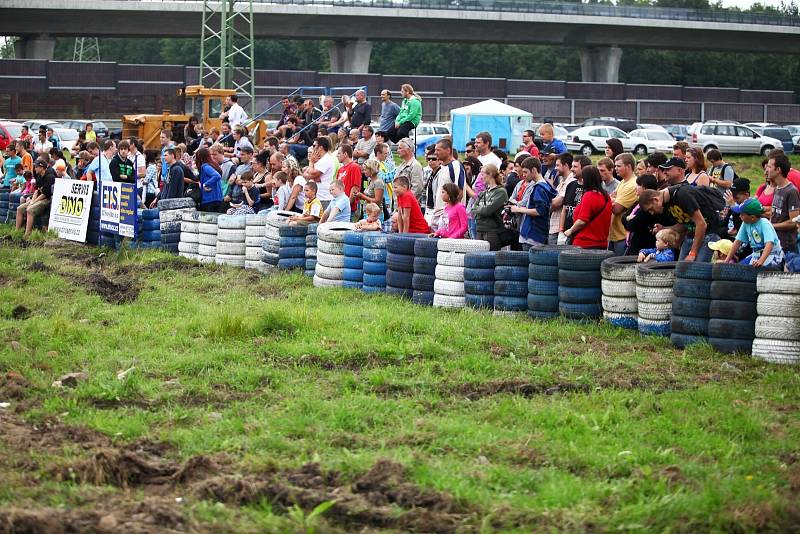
394, 175, 430, 234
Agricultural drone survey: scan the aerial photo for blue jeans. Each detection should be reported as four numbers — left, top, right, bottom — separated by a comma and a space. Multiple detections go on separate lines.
679, 233, 719, 262
287, 144, 309, 161
608, 239, 627, 256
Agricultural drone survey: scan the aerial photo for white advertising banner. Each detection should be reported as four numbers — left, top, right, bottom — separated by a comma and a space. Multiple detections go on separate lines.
48, 179, 92, 242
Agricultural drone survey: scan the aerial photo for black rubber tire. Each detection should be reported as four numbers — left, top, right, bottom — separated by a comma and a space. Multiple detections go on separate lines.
386, 285, 413, 299
558, 286, 602, 304
464, 268, 495, 282
559, 302, 602, 320
412, 290, 435, 306
465, 293, 494, 309
464, 279, 495, 295
413, 256, 437, 275
636, 262, 678, 287
527, 279, 558, 296
464, 251, 496, 269
528, 310, 559, 320
386, 252, 415, 273
494, 295, 528, 311
670, 333, 707, 349
710, 281, 757, 302
600, 256, 638, 279
494, 280, 528, 297
673, 278, 712, 299
386, 269, 414, 288
671, 297, 710, 318
529, 263, 559, 282
708, 318, 755, 340
529, 245, 575, 266
559, 269, 602, 288
709, 299, 757, 321
528, 294, 559, 312
712, 262, 758, 283
670, 315, 709, 335
413, 238, 440, 258
709, 337, 752, 355
675, 261, 713, 281
278, 225, 309, 238
558, 249, 615, 271
386, 233, 427, 254
412, 273, 435, 291
494, 266, 528, 282
495, 250, 529, 267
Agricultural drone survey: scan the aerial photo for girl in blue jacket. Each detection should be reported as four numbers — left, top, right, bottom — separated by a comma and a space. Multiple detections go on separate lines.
195, 147, 223, 212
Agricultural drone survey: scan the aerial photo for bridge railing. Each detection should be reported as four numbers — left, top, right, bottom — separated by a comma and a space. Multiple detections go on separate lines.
233, 0, 800, 27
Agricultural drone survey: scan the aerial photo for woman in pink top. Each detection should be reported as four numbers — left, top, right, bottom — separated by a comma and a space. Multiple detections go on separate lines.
433, 182, 468, 238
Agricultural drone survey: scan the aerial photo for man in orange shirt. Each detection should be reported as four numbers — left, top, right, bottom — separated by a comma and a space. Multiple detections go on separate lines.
335, 144, 362, 217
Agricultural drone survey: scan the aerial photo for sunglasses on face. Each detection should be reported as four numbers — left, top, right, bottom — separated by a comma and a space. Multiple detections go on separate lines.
427, 158, 437, 162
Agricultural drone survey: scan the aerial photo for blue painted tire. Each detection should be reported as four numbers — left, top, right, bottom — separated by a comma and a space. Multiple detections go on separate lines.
278, 257, 306, 270
558, 268, 602, 288
413, 238, 439, 258
464, 268, 494, 282
675, 261, 713, 281
527, 294, 559, 312
527, 279, 559, 296
160, 242, 180, 253
527, 310, 559, 320
670, 315, 709, 336
412, 290, 435, 306
344, 231, 365, 246
343, 244, 364, 257
140, 208, 160, 220
363, 273, 386, 287
606, 314, 638, 329
387, 233, 427, 254
363, 260, 387, 275
670, 333, 707, 349
343, 256, 364, 270
386, 252, 414, 273
464, 251, 496, 269
140, 230, 161, 242
305, 259, 316, 270
413, 256, 437, 275
161, 232, 181, 244
494, 266, 528, 282
412, 273, 435, 291
559, 302, 602, 320
495, 250, 528, 267
343, 280, 363, 289
464, 279, 494, 295
528, 264, 559, 281
363, 248, 387, 263
558, 286, 602, 304
343, 268, 363, 282
386, 285, 413, 298
278, 225, 309, 237
494, 280, 528, 297
529, 245, 575, 266
494, 295, 528, 311
466, 293, 494, 309
362, 232, 387, 249
141, 219, 160, 231
278, 246, 306, 259
386, 269, 413, 288
638, 319, 671, 336
279, 236, 306, 248
363, 284, 386, 294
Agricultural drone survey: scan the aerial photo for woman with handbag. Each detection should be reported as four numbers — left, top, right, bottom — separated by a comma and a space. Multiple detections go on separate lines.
563, 165, 613, 249
195, 147, 223, 212
469, 164, 509, 251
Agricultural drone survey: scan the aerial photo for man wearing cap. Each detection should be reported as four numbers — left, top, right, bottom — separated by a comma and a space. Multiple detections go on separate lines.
659, 157, 688, 186
725, 198, 783, 268
16, 159, 55, 237
719, 177, 753, 257
638, 161, 724, 262
645, 152, 669, 189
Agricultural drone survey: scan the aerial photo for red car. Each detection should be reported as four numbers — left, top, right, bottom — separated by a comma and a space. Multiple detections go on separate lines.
0, 121, 24, 151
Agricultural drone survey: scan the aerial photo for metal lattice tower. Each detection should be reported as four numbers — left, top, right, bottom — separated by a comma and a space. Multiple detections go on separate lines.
73, 37, 100, 62
199, 0, 255, 114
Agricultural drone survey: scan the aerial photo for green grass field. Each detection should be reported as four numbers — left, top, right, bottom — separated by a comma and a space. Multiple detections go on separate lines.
1, 230, 799, 532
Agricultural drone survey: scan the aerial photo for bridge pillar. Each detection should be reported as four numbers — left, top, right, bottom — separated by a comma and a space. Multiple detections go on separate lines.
328, 39, 372, 73
14, 34, 56, 60
579, 45, 622, 83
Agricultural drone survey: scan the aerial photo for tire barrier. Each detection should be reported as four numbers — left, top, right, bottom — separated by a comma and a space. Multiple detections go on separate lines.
434, 238, 490, 308
412, 237, 439, 306
600, 256, 638, 329
304, 223, 318, 277
752, 271, 800, 364
669, 261, 712, 348
158, 199, 196, 254
464, 251, 495, 310
386, 233, 428, 299
493, 250, 529, 314
177, 210, 201, 261
243, 213, 269, 270
0, 187, 10, 222
361, 231, 388, 293
343, 231, 365, 289
7, 190, 21, 226
313, 222, 355, 288
636, 261, 677, 336
278, 223, 308, 271
707, 262, 757, 355
197, 212, 220, 265
558, 249, 613, 320
261, 210, 295, 272
527, 245, 574, 320
214, 215, 247, 267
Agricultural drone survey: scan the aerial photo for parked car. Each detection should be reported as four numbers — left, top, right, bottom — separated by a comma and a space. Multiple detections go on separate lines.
664, 124, 688, 141
61, 119, 110, 138
628, 129, 676, 154
53, 128, 80, 153
22, 119, 65, 132
0, 120, 24, 151
786, 125, 800, 146
579, 117, 637, 133
687, 120, 739, 137
760, 127, 796, 154
690, 122, 783, 156
744, 122, 779, 130
566, 125, 633, 156
408, 122, 450, 154
532, 123, 569, 146
636, 123, 669, 133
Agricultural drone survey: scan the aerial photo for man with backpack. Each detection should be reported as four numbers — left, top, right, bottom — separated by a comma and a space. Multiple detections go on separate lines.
510, 156, 556, 249
638, 157, 726, 262
706, 149, 735, 190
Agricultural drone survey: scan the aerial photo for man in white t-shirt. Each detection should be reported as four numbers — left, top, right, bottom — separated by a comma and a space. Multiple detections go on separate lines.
224, 94, 248, 129
302, 136, 335, 209
428, 138, 467, 231
474, 131, 501, 169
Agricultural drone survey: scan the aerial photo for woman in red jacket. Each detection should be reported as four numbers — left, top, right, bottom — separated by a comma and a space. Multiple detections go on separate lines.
563, 165, 612, 249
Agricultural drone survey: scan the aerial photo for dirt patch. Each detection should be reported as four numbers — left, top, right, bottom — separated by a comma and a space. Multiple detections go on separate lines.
28, 261, 48, 273
264, 351, 421, 371
11, 305, 31, 320
80, 272, 139, 304
0, 372, 37, 413
455, 380, 591, 400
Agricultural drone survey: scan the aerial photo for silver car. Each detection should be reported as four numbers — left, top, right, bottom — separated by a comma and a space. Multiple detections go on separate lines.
690, 123, 783, 156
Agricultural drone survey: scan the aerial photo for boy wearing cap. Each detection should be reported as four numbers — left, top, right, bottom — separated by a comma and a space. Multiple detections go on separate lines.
725, 198, 783, 268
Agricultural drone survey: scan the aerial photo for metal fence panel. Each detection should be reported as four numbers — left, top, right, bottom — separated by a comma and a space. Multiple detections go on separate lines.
444, 77, 505, 98
704, 102, 764, 122
567, 82, 626, 101
574, 100, 636, 122
739, 89, 793, 105
382, 74, 445, 95
625, 84, 682, 101
639, 101, 702, 123
506, 79, 566, 97
683, 86, 739, 103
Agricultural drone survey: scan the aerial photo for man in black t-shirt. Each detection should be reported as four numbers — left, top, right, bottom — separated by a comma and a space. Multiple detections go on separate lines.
16, 159, 56, 237
347, 90, 372, 133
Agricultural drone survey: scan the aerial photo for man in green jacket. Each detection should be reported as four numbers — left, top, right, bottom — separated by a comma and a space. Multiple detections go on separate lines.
388, 84, 422, 143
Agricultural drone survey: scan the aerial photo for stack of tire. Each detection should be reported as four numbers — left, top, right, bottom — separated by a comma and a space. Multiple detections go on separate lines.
707, 263, 757, 354
244, 213, 269, 270
636, 262, 677, 336
197, 212, 220, 264
753, 271, 800, 364
177, 210, 200, 260
411, 238, 438, 306
343, 231, 365, 289
158, 198, 196, 254
464, 252, 495, 310
304, 223, 318, 277
600, 256, 638, 329
387, 233, 427, 298
313, 222, 355, 288
527, 245, 571, 319
7, 190, 21, 226
135, 208, 162, 250
558, 249, 614, 320
278, 225, 308, 271
261, 210, 296, 271
86, 192, 100, 246
214, 215, 246, 267
434, 238, 490, 309
0, 187, 9, 221
493, 251, 529, 315
362, 232, 388, 294
669, 262, 712, 349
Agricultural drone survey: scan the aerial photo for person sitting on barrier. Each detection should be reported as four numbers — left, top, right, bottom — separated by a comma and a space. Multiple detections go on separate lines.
354, 159, 386, 221
432, 182, 467, 239
227, 171, 259, 216
11, 163, 24, 192
725, 198, 784, 269
387, 84, 422, 143
272, 171, 292, 211
355, 203, 382, 232
320, 179, 351, 224
563, 165, 613, 250
19, 170, 35, 202
288, 181, 322, 226
16, 160, 54, 237
637, 228, 679, 263
393, 175, 431, 235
